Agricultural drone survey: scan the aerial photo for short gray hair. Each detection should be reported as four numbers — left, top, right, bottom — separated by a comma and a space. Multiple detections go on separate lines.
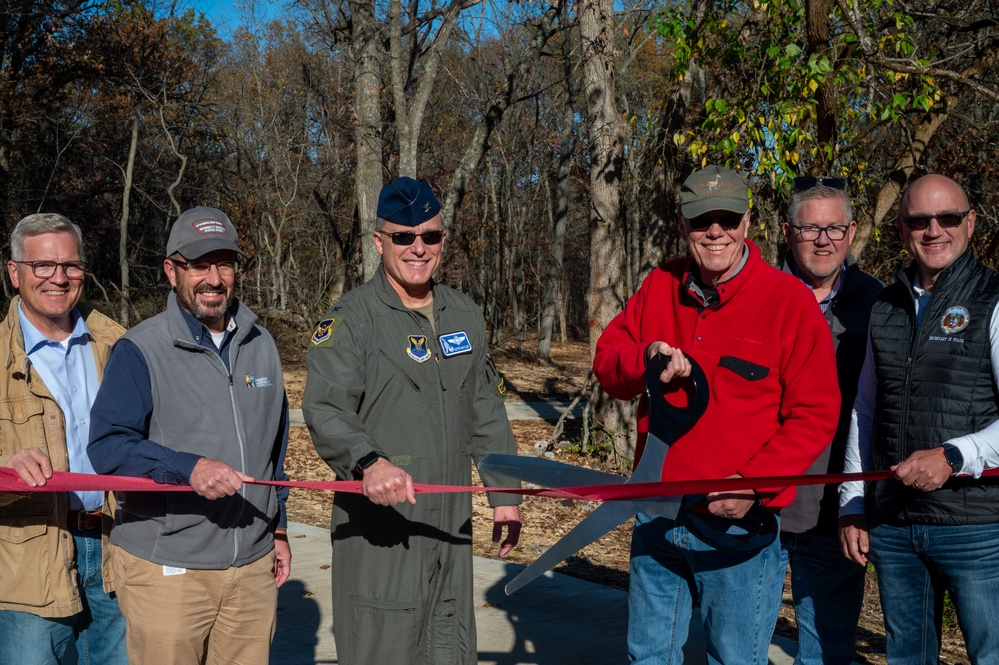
787, 185, 852, 226
10, 213, 86, 262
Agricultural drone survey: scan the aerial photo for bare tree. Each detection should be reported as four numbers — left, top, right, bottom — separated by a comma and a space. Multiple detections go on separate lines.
579, 0, 632, 458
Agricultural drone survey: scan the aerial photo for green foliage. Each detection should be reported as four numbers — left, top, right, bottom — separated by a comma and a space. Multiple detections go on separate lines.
651, 0, 950, 205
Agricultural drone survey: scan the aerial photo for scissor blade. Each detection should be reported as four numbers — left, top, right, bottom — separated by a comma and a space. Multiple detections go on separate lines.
631, 433, 670, 484
505, 501, 638, 595
479, 454, 625, 489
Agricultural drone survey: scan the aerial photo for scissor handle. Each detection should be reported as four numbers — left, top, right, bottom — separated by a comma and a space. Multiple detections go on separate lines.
645, 352, 710, 443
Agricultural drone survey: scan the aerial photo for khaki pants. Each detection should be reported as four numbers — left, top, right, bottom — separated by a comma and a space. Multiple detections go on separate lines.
111, 545, 277, 665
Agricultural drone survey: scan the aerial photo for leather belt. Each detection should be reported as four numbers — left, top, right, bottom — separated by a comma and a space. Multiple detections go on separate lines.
68, 508, 103, 531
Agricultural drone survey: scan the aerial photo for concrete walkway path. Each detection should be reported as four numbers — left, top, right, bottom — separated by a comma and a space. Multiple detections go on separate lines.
272, 521, 805, 664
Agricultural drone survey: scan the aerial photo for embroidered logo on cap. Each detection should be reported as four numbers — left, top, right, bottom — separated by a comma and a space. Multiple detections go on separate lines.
439, 331, 472, 357
407, 335, 431, 363
192, 218, 228, 236
940, 306, 970, 334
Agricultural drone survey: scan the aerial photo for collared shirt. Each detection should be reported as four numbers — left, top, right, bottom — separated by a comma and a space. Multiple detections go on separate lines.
177, 306, 237, 372
789, 262, 846, 313
685, 245, 750, 308
840, 275, 999, 515
18, 304, 101, 511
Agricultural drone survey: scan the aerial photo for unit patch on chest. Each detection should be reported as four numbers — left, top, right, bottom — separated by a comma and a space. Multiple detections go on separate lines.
438, 331, 472, 357
407, 335, 432, 363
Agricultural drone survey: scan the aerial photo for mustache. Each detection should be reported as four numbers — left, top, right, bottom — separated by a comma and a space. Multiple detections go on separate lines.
195, 284, 226, 294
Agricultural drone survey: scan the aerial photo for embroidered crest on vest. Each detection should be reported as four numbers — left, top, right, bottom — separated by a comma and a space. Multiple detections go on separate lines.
940, 306, 970, 334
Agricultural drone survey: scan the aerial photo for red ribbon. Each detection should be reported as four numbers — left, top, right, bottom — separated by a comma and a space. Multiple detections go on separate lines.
5, 467, 997, 502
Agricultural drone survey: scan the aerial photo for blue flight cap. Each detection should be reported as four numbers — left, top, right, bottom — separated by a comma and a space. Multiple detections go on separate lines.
376, 177, 442, 227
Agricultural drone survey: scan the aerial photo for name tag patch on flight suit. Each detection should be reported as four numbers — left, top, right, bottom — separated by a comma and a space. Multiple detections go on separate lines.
439, 331, 472, 357
407, 335, 432, 363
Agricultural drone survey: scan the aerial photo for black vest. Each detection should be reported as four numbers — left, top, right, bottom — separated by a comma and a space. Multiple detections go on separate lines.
869, 249, 999, 525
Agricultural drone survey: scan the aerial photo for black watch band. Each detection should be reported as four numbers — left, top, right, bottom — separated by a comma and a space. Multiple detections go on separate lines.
941, 444, 963, 474
354, 451, 387, 477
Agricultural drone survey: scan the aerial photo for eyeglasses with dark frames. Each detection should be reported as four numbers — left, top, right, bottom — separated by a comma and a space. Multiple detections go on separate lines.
792, 176, 848, 193
899, 210, 971, 231
169, 258, 238, 277
790, 225, 850, 241
379, 230, 446, 246
686, 212, 745, 231
13, 260, 87, 279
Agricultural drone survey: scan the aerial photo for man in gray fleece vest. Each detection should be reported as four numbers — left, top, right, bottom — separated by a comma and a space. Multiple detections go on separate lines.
88, 207, 291, 665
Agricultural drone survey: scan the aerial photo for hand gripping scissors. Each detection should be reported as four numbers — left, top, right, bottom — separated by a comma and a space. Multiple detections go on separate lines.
480, 353, 776, 595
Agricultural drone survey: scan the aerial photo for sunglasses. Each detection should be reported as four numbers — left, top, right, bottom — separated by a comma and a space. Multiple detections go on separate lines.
687, 212, 745, 231
379, 230, 445, 246
792, 176, 847, 192
899, 210, 971, 231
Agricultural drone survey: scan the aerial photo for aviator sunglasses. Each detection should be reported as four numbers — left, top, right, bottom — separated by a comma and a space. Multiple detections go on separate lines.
900, 210, 972, 231
687, 211, 745, 231
792, 176, 848, 192
379, 230, 446, 246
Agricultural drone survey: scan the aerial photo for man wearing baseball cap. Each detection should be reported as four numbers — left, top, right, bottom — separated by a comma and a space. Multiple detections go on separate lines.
303, 177, 521, 665
594, 165, 839, 663
88, 207, 292, 664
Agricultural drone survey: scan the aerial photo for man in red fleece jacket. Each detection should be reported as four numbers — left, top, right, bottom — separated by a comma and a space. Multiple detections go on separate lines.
594, 165, 839, 665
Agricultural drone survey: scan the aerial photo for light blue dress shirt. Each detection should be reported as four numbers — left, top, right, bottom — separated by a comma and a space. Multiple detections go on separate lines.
18, 303, 102, 511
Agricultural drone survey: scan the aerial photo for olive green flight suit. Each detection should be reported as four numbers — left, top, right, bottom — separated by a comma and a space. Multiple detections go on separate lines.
303, 266, 520, 665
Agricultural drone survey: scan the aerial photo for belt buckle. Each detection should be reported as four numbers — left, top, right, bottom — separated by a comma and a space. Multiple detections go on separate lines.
75, 509, 101, 531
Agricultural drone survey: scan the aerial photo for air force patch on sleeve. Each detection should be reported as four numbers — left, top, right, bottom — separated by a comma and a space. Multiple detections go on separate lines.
438, 331, 472, 357
311, 317, 343, 347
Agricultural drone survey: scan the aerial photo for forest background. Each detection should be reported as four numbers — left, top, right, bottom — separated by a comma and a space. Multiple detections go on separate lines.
2, 0, 998, 454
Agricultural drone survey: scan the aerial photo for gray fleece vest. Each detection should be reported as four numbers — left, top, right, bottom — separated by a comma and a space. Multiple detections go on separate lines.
113, 292, 285, 568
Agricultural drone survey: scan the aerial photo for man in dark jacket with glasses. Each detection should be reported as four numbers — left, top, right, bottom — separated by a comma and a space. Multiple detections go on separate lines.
778, 177, 883, 665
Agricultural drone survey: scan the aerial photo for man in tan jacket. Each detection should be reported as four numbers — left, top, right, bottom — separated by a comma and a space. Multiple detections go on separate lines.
0, 213, 126, 665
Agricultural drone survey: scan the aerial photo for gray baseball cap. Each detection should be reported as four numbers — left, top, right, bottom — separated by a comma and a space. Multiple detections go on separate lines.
679, 165, 750, 218
166, 207, 245, 259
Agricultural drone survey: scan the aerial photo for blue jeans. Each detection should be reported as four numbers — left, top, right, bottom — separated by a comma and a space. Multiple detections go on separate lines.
779, 532, 865, 665
628, 511, 784, 665
0, 528, 127, 665
868, 520, 999, 665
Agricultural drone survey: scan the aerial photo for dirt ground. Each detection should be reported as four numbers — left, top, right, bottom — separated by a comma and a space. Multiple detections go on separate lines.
281, 338, 970, 665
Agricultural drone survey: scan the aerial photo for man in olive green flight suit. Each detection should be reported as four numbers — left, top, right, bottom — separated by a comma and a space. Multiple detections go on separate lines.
302, 176, 522, 665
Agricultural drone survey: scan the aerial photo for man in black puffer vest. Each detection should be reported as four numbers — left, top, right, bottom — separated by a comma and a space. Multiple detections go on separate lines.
839, 174, 999, 665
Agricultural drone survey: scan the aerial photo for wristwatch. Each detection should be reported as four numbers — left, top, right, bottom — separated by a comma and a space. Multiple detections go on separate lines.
941, 444, 963, 475
353, 451, 387, 478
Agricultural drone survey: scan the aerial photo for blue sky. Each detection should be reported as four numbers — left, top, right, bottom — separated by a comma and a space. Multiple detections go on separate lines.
184, 0, 285, 36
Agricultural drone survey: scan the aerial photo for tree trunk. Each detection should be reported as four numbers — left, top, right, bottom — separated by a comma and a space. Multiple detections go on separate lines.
389, 0, 465, 176
440, 3, 561, 228
539, 26, 575, 360
806, 0, 836, 173
580, 0, 632, 458
647, 0, 708, 274
351, 0, 383, 281
119, 113, 140, 326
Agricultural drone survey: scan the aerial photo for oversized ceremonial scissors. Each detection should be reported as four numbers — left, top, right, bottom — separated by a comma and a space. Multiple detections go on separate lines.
480, 353, 710, 595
